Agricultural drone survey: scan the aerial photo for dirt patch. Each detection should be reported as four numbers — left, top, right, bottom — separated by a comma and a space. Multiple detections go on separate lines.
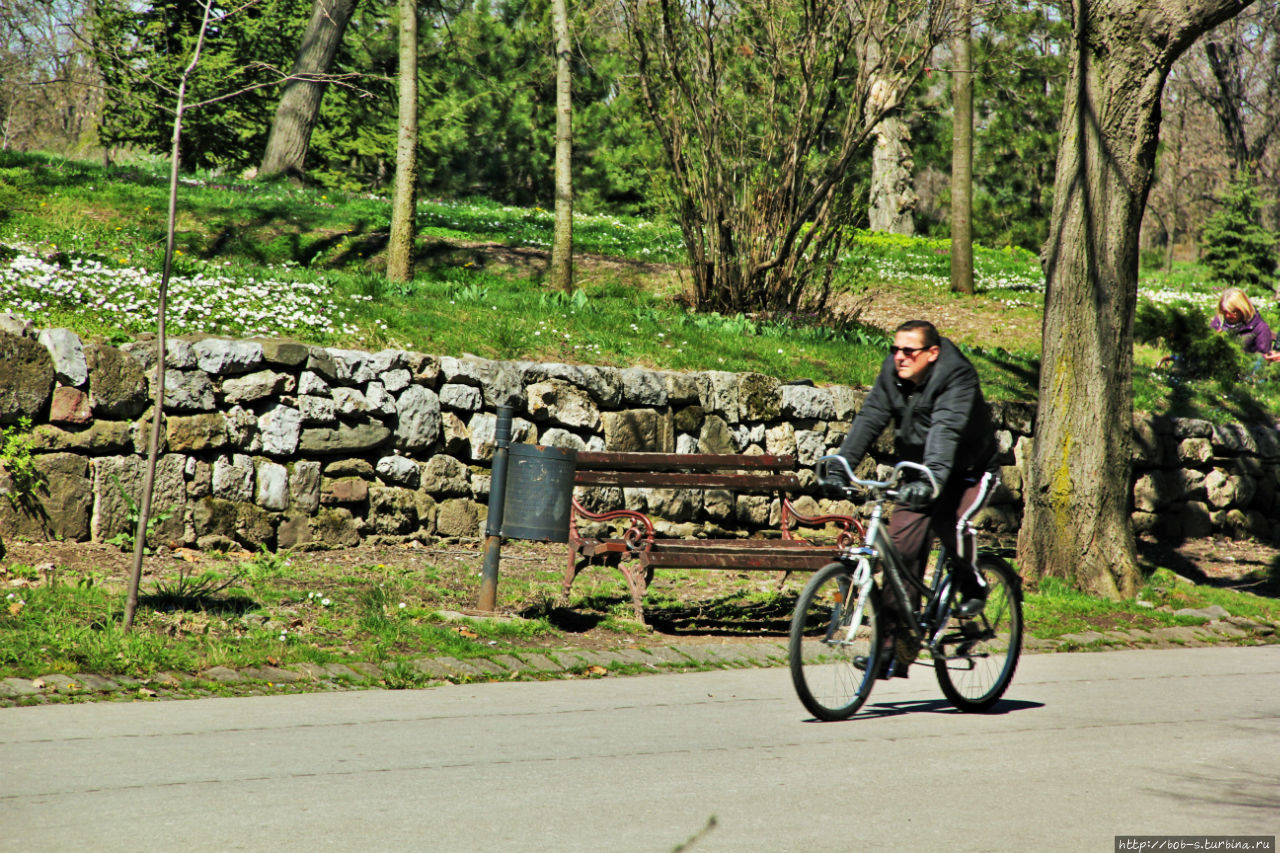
839, 282, 1043, 352
420, 238, 687, 295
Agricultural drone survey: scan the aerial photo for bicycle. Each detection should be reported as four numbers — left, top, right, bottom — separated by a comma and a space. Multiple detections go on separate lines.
788, 456, 1023, 720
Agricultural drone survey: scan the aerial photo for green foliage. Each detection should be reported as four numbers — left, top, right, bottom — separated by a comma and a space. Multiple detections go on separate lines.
238, 546, 293, 582
1199, 173, 1279, 290
306, 0, 662, 210
1134, 300, 1245, 384
0, 418, 44, 507
913, 2, 1066, 251
90, 0, 311, 171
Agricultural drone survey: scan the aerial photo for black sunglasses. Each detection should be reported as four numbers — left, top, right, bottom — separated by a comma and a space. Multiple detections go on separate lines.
889, 345, 930, 356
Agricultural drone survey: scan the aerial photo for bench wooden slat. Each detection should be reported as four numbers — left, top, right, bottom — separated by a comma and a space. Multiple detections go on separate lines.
574, 451, 797, 472
575, 471, 800, 489
648, 539, 838, 552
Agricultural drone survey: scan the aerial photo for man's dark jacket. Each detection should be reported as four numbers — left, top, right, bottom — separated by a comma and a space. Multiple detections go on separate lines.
837, 338, 998, 493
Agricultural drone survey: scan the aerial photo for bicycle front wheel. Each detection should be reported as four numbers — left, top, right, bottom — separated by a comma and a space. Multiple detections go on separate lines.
933, 555, 1023, 712
789, 561, 883, 721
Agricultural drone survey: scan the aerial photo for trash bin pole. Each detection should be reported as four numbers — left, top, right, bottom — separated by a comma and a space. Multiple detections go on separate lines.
477, 406, 513, 611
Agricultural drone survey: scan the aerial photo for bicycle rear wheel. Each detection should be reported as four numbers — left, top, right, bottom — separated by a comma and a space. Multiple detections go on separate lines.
789, 561, 883, 721
933, 555, 1023, 712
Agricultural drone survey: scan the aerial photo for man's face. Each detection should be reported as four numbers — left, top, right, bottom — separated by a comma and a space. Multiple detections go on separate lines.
891, 329, 940, 382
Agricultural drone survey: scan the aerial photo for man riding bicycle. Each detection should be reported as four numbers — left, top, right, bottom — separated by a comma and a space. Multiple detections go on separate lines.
824, 320, 1000, 678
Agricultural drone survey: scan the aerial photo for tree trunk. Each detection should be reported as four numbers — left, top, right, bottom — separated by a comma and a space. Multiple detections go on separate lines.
259, 0, 358, 181
386, 0, 417, 284
1019, 0, 1254, 599
949, 0, 973, 294
869, 113, 917, 235
550, 0, 573, 293
1203, 40, 1251, 172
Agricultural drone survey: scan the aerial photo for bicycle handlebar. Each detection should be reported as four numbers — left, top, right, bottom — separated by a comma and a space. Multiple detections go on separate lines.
816, 455, 940, 500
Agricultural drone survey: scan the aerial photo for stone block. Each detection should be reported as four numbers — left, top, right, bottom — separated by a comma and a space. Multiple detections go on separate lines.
698, 415, 734, 455
49, 386, 91, 425
394, 385, 441, 450
436, 498, 480, 537
83, 342, 147, 419
255, 460, 289, 511
289, 460, 321, 513
166, 412, 227, 453
0, 452, 91, 541
299, 421, 390, 455
33, 420, 133, 454
259, 404, 302, 456
37, 328, 87, 387
222, 369, 293, 404
601, 409, 671, 453
91, 454, 186, 545
321, 476, 369, 505
194, 338, 264, 376
314, 507, 360, 546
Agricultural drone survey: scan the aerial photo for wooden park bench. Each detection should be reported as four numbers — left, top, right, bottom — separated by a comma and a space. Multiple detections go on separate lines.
564, 451, 864, 622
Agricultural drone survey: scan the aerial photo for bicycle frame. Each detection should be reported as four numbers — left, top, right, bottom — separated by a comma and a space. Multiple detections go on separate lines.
823, 456, 958, 655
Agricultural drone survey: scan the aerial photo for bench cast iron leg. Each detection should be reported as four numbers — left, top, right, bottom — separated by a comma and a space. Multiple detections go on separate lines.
618, 563, 649, 624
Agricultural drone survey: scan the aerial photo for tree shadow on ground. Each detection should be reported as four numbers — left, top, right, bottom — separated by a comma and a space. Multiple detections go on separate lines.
136, 589, 259, 615
526, 591, 798, 638
645, 593, 796, 637
1135, 536, 1280, 598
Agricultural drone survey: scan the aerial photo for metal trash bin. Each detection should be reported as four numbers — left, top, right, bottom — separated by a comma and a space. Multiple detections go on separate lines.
500, 443, 577, 542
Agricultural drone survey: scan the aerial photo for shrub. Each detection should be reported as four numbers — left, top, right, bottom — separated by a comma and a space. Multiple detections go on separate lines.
1134, 300, 1246, 384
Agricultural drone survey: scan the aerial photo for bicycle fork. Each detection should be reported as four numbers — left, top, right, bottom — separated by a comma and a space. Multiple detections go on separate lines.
827, 554, 875, 645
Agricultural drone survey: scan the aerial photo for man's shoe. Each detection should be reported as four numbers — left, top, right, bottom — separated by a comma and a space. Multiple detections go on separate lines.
956, 589, 988, 618
853, 653, 909, 680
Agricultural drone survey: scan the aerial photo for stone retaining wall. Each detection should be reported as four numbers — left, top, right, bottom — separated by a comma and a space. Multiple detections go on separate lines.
0, 314, 1276, 553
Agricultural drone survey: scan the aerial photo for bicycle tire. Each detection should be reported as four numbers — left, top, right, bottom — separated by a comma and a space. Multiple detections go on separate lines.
789, 561, 883, 721
933, 555, 1023, 712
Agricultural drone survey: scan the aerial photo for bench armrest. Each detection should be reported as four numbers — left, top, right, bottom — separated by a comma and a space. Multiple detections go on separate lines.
781, 497, 863, 548
570, 498, 655, 552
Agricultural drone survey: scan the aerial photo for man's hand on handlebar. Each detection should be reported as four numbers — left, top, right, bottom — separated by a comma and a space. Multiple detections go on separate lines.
817, 475, 849, 500
897, 480, 934, 509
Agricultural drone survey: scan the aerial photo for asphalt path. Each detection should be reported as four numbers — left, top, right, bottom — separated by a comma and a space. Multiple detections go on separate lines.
3, 646, 1278, 852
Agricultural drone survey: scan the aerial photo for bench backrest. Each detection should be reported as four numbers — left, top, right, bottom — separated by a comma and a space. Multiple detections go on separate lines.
573, 451, 801, 490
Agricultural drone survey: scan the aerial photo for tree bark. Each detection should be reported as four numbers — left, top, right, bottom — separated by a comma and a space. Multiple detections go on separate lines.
869, 113, 917, 235
550, 0, 573, 292
1019, 0, 1254, 599
259, 0, 358, 181
386, 0, 417, 283
949, 0, 973, 294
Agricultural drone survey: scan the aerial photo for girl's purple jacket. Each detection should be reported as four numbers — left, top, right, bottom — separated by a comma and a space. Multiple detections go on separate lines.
1212, 312, 1275, 354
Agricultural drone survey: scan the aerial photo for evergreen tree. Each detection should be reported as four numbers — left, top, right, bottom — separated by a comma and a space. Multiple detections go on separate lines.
1200, 172, 1278, 290
91, 0, 312, 171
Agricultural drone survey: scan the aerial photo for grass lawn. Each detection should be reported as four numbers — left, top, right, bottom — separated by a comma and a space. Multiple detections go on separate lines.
1, 151, 1278, 693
